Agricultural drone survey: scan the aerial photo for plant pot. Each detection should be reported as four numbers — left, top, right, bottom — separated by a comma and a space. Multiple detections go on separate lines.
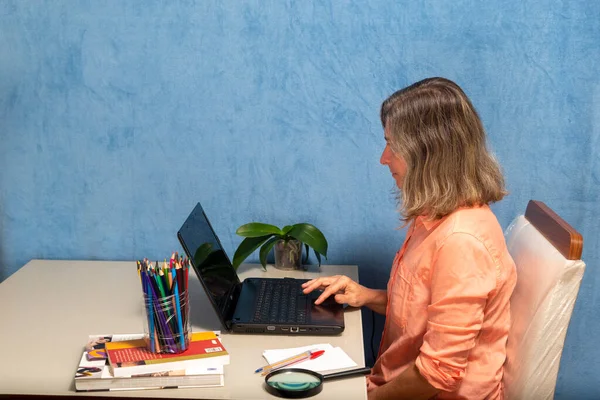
273, 239, 302, 270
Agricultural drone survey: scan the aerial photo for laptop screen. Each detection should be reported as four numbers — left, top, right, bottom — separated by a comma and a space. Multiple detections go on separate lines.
176, 203, 240, 319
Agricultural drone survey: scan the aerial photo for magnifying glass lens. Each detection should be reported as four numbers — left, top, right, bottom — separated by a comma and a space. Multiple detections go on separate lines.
266, 370, 321, 391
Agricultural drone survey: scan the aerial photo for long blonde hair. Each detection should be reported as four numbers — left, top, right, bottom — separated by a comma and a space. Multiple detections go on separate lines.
380, 77, 507, 221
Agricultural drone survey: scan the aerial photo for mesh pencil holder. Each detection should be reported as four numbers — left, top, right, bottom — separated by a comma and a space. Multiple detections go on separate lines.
143, 290, 191, 354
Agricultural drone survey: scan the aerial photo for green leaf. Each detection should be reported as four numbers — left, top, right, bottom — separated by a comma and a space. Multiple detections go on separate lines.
259, 237, 279, 269
236, 223, 283, 238
232, 234, 273, 270
303, 243, 309, 264
287, 223, 328, 257
282, 225, 293, 235
314, 249, 322, 267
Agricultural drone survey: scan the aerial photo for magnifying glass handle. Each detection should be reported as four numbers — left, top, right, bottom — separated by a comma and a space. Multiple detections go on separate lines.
322, 367, 372, 381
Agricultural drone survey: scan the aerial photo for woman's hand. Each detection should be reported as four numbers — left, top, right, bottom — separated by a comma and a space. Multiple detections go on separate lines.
301, 275, 370, 307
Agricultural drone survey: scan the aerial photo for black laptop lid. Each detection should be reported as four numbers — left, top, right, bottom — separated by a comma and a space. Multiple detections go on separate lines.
176, 203, 241, 329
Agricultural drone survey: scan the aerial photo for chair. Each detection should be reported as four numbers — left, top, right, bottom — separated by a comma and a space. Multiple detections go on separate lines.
503, 200, 585, 399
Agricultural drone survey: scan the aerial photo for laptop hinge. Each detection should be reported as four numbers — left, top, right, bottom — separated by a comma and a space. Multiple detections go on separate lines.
223, 281, 243, 328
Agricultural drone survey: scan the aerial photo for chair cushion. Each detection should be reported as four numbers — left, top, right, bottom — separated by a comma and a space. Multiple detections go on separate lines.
503, 215, 585, 400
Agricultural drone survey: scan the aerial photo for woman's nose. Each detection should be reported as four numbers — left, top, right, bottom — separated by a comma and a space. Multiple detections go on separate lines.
380, 146, 390, 165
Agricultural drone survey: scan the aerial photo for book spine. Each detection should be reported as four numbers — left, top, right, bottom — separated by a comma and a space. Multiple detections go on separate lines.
111, 355, 230, 378
76, 386, 183, 392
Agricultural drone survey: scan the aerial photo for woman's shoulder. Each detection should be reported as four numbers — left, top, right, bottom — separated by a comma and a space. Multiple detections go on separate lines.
437, 205, 506, 249
427, 206, 515, 283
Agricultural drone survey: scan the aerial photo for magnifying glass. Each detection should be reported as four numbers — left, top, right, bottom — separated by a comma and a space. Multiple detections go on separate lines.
264, 367, 371, 398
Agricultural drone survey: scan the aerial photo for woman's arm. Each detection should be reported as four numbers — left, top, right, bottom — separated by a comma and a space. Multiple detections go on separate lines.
368, 361, 439, 400
302, 275, 388, 315
362, 288, 387, 315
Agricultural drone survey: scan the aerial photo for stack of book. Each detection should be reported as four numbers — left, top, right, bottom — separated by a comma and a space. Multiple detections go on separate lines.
74, 331, 229, 392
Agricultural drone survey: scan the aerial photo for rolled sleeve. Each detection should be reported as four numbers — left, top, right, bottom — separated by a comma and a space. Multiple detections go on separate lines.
416, 232, 497, 392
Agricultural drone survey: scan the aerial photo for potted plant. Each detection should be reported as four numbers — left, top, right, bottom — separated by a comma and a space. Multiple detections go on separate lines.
231, 223, 328, 271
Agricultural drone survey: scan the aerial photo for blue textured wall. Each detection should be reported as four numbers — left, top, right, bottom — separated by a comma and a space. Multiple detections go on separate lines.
1, 1, 598, 397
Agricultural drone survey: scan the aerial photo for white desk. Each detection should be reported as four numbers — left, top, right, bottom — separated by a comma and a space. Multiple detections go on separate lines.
0, 260, 366, 399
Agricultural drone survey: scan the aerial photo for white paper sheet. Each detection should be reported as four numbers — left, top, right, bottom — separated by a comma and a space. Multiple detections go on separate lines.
262, 343, 357, 373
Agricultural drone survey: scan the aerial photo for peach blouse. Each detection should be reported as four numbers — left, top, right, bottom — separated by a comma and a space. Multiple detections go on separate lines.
367, 205, 517, 399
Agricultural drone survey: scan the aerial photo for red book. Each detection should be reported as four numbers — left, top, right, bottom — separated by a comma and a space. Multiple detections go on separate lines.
105, 332, 229, 378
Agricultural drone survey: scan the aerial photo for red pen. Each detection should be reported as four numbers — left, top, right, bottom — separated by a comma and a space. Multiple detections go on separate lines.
258, 349, 325, 375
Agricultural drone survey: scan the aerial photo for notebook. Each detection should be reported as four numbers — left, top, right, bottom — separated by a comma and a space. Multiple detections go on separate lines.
177, 202, 344, 335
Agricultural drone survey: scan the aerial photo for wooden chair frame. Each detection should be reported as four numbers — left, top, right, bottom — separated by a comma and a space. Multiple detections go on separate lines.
524, 200, 583, 260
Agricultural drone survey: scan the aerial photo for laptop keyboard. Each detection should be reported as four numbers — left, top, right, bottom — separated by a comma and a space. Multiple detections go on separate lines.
253, 280, 307, 324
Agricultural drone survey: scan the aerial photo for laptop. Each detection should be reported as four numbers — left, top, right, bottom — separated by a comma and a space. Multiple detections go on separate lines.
177, 202, 345, 335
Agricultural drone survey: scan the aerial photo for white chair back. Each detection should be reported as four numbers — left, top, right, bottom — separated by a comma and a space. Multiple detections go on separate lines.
503, 201, 585, 400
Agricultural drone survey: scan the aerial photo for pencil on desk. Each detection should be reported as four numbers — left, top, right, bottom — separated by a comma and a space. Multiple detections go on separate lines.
256, 349, 325, 375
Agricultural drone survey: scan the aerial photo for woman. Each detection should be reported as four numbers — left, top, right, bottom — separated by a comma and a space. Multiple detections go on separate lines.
302, 77, 517, 400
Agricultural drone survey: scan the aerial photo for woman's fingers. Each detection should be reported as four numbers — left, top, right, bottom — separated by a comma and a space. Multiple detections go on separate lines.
302, 276, 336, 288
302, 276, 336, 294
301, 279, 324, 294
314, 278, 349, 305
302, 275, 359, 305
301, 279, 316, 288
334, 293, 350, 304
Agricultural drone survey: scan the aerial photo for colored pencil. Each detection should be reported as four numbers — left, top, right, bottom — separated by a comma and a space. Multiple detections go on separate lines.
137, 255, 190, 353
257, 350, 326, 375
